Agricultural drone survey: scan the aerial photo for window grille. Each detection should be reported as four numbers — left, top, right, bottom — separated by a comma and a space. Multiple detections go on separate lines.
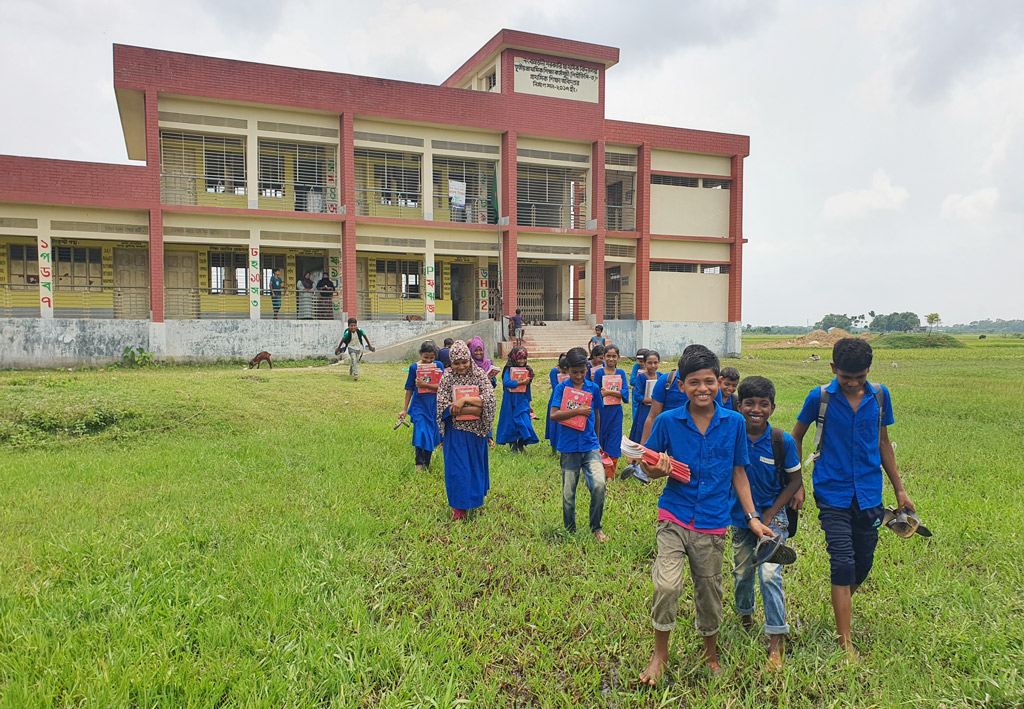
375, 259, 421, 297
485, 72, 497, 90
432, 157, 497, 224
261, 253, 287, 292
605, 170, 636, 231
517, 164, 588, 229
650, 262, 698, 273
605, 152, 637, 167
259, 140, 332, 212
651, 174, 698, 188
160, 131, 247, 205
54, 246, 102, 291
702, 178, 732, 190
209, 251, 248, 295
606, 244, 636, 259
7, 244, 39, 286
701, 264, 730, 274
354, 149, 422, 219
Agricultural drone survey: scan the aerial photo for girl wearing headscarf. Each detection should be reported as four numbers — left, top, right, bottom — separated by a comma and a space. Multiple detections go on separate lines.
436, 340, 497, 520
468, 336, 497, 387
495, 346, 540, 453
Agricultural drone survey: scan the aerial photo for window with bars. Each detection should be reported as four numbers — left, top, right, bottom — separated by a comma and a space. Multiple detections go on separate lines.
650, 262, 698, 273
485, 71, 497, 90
651, 174, 698, 188
702, 178, 732, 190
209, 251, 248, 295
54, 246, 102, 291
354, 149, 422, 218
261, 253, 287, 292
159, 131, 247, 205
605, 170, 636, 231
701, 264, 730, 274
517, 164, 588, 229
259, 140, 332, 212
432, 157, 497, 224
7, 244, 39, 286
375, 259, 421, 297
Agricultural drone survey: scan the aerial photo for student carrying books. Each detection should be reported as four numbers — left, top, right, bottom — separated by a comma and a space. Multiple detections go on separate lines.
592, 344, 628, 479
399, 340, 444, 471
435, 340, 496, 521
544, 353, 570, 454
496, 347, 539, 453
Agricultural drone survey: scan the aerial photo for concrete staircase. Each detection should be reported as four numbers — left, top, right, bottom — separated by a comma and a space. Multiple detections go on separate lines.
497, 320, 595, 360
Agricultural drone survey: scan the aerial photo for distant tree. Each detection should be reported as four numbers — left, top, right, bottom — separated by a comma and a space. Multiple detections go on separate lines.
869, 311, 921, 333
944, 319, 1024, 334
868, 310, 876, 319
814, 313, 853, 331
926, 313, 941, 334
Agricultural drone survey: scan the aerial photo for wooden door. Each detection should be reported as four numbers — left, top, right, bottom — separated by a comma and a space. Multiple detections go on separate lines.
164, 250, 198, 318
114, 248, 149, 319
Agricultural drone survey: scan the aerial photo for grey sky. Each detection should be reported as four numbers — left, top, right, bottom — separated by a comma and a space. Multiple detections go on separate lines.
2, 0, 1021, 326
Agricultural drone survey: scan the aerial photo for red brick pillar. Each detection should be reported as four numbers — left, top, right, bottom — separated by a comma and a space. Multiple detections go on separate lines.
728, 154, 744, 323
500, 130, 518, 317
144, 89, 164, 322
339, 113, 358, 316
635, 143, 651, 321
591, 141, 605, 322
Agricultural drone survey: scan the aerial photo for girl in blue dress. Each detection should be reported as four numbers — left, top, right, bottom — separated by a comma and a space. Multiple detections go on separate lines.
623, 350, 660, 482
593, 344, 628, 478
496, 347, 540, 453
400, 340, 443, 471
436, 340, 497, 521
545, 353, 569, 454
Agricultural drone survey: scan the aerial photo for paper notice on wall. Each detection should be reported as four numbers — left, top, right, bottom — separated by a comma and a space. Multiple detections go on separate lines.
449, 180, 466, 208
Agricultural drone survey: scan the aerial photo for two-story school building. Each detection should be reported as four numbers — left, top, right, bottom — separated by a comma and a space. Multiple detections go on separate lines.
0, 29, 749, 367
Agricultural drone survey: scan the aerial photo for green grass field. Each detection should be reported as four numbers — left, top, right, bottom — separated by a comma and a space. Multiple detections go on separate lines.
2, 339, 1023, 707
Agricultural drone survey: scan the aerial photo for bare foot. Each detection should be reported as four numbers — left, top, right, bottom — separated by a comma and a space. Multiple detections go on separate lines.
594, 530, 610, 543
415, 465, 424, 472
706, 659, 722, 676
740, 615, 754, 631
766, 651, 783, 671
353, 376, 359, 381
639, 651, 669, 686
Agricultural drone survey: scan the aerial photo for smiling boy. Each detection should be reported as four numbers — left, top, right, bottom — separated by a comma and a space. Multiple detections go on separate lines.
638, 346, 773, 684
791, 338, 916, 659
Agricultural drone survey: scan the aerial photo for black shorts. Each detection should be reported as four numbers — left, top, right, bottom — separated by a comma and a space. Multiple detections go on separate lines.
816, 496, 885, 586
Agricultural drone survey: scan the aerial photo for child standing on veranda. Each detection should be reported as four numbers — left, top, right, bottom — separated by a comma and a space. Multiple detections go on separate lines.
496, 346, 539, 453
399, 340, 444, 471
638, 347, 773, 684
729, 376, 802, 670
435, 340, 496, 521
550, 347, 609, 543
593, 344, 628, 479
545, 353, 570, 454
791, 338, 916, 659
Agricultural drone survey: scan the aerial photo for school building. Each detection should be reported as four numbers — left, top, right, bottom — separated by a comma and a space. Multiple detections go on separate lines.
0, 29, 748, 366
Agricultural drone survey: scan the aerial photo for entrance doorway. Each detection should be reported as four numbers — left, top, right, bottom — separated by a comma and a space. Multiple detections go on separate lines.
449, 263, 476, 321
164, 250, 197, 318
114, 248, 149, 319
517, 264, 562, 321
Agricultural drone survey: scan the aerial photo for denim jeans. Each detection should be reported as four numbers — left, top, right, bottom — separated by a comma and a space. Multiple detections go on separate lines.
347, 345, 362, 376
731, 510, 790, 635
560, 449, 606, 534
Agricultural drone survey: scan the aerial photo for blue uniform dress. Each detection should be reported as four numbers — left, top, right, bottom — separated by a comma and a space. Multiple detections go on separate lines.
545, 367, 566, 451
629, 362, 643, 421
629, 372, 658, 442
496, 368, 540, 446
404, 362, 444, 452
441, 412, 490, 511
593, 367, 629, 458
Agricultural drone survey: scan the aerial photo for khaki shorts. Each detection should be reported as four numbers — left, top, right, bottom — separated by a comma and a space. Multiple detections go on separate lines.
650, 520, 726, 635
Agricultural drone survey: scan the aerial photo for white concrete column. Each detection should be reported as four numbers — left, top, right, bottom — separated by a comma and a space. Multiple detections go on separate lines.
248, 242, 260, 320
246, 129, 259, 210
585, 253, 596, 326
476, 255, 490, 320
424, 240, 436, 321
329, 249, 341, 320
421, 151, 434, 221
37, 228, 53, 319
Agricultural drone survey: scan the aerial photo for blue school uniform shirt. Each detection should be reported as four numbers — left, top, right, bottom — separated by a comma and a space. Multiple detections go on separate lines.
645, 402, 749, 530
796, 379, 894, 509
729, 424, 801, 526
551, 379, 602, 453
651, 372, 724, 412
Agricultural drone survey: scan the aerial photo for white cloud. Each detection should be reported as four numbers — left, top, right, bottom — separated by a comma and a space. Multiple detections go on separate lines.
941, 187, 999, 221
821, 170, 910, 222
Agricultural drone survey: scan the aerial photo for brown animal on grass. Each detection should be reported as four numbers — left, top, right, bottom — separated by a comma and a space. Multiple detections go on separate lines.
249, 351, 273, 369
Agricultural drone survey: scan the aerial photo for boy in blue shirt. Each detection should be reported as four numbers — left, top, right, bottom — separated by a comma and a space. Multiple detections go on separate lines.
718, 367, 740, 410
729, 376, 802, 670
640, 344, 724, 444
638, 346, 773, 684
550, 346, 608, 543
792, 338, 916, 659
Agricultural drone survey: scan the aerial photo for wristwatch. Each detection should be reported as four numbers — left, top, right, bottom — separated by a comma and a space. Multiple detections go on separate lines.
744, 511, 761, 522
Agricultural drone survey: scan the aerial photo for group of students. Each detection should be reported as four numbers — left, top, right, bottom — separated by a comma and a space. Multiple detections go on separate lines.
396, 334, 919, 681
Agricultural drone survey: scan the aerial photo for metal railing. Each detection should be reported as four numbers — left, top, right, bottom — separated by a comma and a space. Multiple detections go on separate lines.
605, 292, 635, 320
264, 288, 337, 320
354, 191, 423, 219
568, 297, 586, 322
160, 176, 248, 207
0, 284, 151, 319
0, 283, 41, 318
431, 196, 495, 224
165, 286, 340, 320
357, 290, 424, 320
517, 201, 586, 229
605, 205, 636, 232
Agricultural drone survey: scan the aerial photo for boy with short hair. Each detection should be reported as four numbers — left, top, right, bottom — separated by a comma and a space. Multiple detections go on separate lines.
550, 346, 608, 543
437, 338, 454, 368
729, 375, 802, 670
791, 338, 916, 659
335, 317, 375, 381
719, 367, 740, 410
639, 347, 773, 684
506, 308, 525, 346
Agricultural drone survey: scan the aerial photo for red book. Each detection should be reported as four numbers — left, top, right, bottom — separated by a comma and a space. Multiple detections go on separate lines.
416, 363, 443, 394
453, 385, 480, 420
510, 367, 530, 393
601, 374, 622, 406
558, 386, 593, 431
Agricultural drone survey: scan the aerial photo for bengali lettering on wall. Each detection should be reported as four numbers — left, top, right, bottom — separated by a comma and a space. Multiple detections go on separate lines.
513, 57, 599, 103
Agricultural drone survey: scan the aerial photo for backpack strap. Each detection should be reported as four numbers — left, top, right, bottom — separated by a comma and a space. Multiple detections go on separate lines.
870, 383, 884, 430
770, 426, 788, 489
730, 393, 738, 411
665, 370, 677, 391
811, 384, 829, 457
